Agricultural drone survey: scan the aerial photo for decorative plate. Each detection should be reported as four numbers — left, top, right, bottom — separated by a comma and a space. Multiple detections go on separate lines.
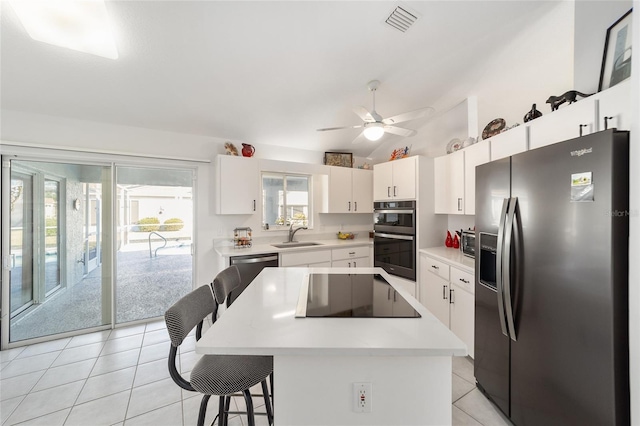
446, 138, 462, 154
482, 118, 506, 139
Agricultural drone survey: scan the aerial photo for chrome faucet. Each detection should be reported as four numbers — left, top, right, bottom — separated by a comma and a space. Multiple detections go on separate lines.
287, 222, 308, 243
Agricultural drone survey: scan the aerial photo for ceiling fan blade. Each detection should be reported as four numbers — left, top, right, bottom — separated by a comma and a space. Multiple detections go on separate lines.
317, 125, 362, 132
383, 126, 417, 138
382, 106, 435, 125
351, 131, 369, 145
353, 106, 375, 122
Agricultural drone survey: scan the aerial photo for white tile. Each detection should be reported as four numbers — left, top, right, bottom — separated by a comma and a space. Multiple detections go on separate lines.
16, 338, 70, 358
51, 341, 105, 367
0, 347, 26, 363
1, 370, 45, 401
452, 405, 483, 425
453, 356, 475, 384
12, 408, 71, 425
455, 388, 512, 426
101, 334, 144, 356
133, 358, 170, 388
108, 325, 146, 340
179, 350, 201, 374
66, 330, 111, 349
1, 395, 25, 425
453, 372, 476, 403
138, 341, 169, 365
126, 378, 181, 419
64, 390, 130, 426
4, 380, 84, 425
1, 361, 9, 371
124, 401, 183, 426
91, 348, 141, 377
0, 352, 60, 379
145, 320, 166, 332
141, 329, 169, 347
77, 366, 136, 404
32, 358, 94, 392
182, 393, 220, 426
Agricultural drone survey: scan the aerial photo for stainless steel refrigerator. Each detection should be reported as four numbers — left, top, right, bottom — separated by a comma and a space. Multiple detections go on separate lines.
474, 129, 630, 425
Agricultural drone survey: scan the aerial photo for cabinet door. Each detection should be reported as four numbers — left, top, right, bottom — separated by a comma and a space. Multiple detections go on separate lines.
464, 140, 490, 215
391, 156, 416, 200
450, 282, 475, 358
420, 267, 450, 327
597, 79, 631, 131
372, 279, 393, 316
490, 125, 528, 161
434, 151, 464, 214
529, 98, 596, 150
352, 168, 373, 213
217, 156, 258, 214
328, 166, 352, 213
351, 256, 370, 268
280, 250, 331, 267
373, 162, 394, 201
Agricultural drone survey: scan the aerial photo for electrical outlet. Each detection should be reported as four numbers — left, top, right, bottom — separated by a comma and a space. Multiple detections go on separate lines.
353, 382, 372, 413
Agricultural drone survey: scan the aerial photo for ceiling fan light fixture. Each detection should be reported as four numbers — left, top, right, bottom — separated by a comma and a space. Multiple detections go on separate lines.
363, 122, 385, 141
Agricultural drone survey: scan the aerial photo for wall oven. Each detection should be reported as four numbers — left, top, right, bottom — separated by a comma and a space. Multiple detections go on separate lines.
373, 201, 416, 281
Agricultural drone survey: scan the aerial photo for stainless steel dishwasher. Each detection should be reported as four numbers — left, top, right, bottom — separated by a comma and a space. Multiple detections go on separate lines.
228, 253, 279, 305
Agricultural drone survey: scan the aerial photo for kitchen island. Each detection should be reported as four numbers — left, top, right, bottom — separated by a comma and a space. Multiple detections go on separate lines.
196, 267, 466, 425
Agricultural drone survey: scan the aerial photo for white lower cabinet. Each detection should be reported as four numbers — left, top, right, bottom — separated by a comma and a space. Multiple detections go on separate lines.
419, 253, 474, 358
331, 245, 371, 268
280, 250, 332, 267
373, 275, 416, 317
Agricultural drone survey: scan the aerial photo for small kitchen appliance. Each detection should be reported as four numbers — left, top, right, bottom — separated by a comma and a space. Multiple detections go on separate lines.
460, 229, 475, 258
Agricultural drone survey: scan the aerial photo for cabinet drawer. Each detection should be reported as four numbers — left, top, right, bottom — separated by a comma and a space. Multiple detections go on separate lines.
280, 250, 331, 267
332, 245, 370, 261
450, 267, 474, 294
423, 256, 449, 281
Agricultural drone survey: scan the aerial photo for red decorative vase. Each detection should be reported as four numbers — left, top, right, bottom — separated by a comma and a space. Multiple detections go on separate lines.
241, 143, 255, 157
453, 234, 460, 249
445, 231, 453, 247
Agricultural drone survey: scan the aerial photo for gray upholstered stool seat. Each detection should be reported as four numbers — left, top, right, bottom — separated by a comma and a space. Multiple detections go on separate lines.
191, 354, 273, 396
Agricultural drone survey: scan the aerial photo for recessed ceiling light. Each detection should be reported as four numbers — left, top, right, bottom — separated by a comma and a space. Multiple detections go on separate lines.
9, 0, 118, 59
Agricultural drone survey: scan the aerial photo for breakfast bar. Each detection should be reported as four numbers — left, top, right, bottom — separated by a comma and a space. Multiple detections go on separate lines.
196, 267, 466, 425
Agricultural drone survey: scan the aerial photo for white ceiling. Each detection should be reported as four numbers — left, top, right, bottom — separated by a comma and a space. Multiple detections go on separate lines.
0, 1, 559, 158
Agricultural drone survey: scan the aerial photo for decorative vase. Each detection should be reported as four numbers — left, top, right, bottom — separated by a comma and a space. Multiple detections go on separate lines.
241, 143, 255, 157
523, 104, 543, 122
453, 234, 460, 249
445, 231, 453, 248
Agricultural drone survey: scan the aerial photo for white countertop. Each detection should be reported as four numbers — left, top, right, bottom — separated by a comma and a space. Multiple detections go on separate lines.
196, 267, 466, 357
419, 246, 475, 273
215, 237, 372, 258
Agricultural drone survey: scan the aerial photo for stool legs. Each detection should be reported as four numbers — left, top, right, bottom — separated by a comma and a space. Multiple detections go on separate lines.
242, 389, 256, 426
197, 394, 211, 426
261, 379, 274, 425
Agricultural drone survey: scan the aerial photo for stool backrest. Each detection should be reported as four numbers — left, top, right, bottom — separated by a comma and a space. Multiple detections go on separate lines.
165, 284, 216, 347
212, 265, 242, 305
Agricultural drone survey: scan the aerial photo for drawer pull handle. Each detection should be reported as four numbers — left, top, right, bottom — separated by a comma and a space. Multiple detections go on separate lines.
431, 265, 439, 270
349, 252, 356, 255
459, 278, 470, 284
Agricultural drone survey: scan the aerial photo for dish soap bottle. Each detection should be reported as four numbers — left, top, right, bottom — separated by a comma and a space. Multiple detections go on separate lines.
445, 231, 453, 248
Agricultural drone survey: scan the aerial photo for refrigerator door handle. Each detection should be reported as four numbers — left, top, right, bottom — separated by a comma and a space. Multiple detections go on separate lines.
503, 196, 518, 341
496, 198, 510, 337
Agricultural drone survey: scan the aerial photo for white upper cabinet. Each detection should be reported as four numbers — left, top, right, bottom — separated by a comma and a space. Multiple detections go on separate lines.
596, 79, 631, 131
434, 150, 464, 215
463, 140, 490, 215
326, 167, 373, 213
216, 155, 259, 215
528, 96, 596, 150
373, 156, 416, 201
489, 125, 528, 161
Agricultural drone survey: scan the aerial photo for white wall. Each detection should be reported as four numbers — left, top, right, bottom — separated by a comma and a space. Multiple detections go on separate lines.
574, 1, 633, 93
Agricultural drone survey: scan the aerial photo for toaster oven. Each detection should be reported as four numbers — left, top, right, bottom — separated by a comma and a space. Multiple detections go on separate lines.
461, 230, 476, 258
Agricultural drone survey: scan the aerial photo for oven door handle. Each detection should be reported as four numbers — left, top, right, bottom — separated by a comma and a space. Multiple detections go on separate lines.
375, 233, 414, 241
374, 209, 414, 214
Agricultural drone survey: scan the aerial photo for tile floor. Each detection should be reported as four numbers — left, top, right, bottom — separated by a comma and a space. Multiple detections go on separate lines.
1, 320, 512, 425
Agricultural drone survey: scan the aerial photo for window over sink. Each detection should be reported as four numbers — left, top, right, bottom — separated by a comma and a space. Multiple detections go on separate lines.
262, 172, 311, 230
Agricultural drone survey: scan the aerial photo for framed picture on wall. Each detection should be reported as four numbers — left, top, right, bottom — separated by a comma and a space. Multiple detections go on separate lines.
599, 9, 633, 91
324, 152, 353, 168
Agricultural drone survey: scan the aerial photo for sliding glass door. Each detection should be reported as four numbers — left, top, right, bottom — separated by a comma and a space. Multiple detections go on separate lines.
2, 155, 196, 346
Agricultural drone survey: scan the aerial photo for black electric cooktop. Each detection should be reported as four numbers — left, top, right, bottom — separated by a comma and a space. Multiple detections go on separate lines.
297, 273, 421, 318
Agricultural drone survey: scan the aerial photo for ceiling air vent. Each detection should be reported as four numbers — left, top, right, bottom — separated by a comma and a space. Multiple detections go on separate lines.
385, 6, 418, 33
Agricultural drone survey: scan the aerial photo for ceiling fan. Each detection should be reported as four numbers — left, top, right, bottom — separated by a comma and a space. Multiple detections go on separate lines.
317, 80, 434, 144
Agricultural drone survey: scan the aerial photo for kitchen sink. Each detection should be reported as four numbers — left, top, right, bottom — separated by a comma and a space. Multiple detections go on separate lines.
272, 242, 323, 248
